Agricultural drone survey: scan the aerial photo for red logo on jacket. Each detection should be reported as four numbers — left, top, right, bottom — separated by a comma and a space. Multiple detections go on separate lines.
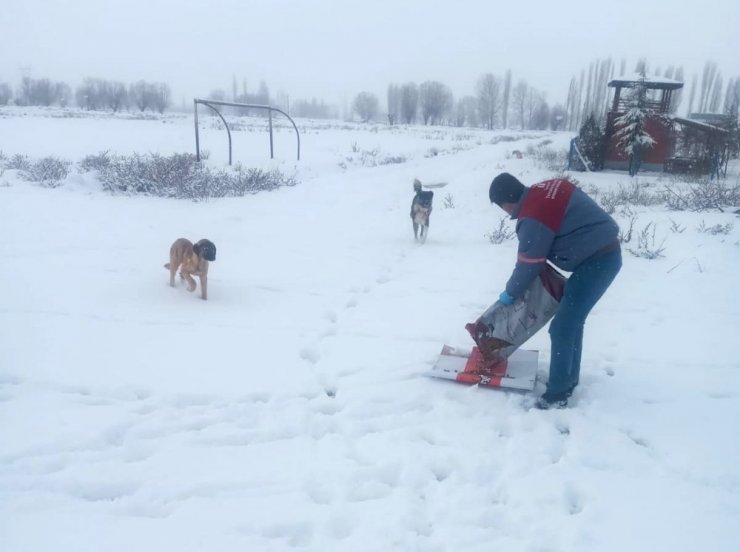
519, 179, 575, 232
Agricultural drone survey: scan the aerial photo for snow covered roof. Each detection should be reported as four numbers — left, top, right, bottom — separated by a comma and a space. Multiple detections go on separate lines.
609, 73, 684, 90
673, 116, 730, 134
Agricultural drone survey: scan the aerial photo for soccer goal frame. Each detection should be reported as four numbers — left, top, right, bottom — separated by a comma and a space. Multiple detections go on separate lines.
193, 99, 301, 164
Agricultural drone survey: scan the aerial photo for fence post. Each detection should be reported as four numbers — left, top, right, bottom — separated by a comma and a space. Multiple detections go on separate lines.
268, 109, 274, 159
194, 99, 201, 162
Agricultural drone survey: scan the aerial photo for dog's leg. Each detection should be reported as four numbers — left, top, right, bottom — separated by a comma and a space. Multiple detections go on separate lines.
167, 262, 179, 287
181, 271, 197, 292
413, 222, 419, 240
199, 273, 208, 300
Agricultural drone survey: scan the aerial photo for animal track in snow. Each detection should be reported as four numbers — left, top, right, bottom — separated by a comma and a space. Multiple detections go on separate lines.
299, 346, 321, 364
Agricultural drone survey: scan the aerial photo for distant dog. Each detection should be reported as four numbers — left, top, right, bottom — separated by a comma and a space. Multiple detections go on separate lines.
164, 238, 216, 300
412, 203, 431, 243
410, 179, 434, 243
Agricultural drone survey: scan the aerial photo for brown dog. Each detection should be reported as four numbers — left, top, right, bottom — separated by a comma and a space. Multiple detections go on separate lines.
164, 238, 217, 300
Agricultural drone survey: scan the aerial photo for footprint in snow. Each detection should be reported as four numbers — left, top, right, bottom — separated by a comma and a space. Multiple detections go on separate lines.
299, 346, 321, 365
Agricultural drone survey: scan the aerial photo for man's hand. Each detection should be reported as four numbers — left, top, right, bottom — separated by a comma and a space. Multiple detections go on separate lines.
498, 290, 515, 305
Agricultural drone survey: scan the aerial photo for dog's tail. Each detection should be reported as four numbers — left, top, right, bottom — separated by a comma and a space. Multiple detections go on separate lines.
164, 263, 171, 269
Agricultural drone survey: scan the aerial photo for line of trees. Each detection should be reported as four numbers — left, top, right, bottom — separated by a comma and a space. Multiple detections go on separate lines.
567, 57, 739, 131
368, 72, 555, 130
3, 60, 737, 132
0, 76, 172, 113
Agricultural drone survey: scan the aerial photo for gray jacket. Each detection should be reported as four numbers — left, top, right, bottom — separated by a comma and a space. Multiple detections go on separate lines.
505, 186, 619, 299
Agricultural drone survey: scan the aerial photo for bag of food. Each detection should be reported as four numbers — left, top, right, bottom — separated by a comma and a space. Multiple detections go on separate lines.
466, 264, 566, 362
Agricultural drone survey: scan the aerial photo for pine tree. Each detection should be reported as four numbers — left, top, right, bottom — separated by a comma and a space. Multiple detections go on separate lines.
577, 114, 605, 170
615, 70, 656, 176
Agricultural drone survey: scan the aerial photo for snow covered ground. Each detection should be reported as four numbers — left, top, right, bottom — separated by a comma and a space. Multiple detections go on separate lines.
1, 108, 739, 551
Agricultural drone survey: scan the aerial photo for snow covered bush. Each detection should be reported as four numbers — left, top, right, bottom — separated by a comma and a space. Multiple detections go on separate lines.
526, 143, 567, 171
443, 193, 455, 209
78, 151, 112, 173
599, 180, 663, 214
663, 177, 740, 212
485, 217, 516, 244
668, 218, 686, 233
696, 220, 733, 235
379, 154, 406, 165
618, 214, 638, 244
20, 156, 71, 187
5, 154, 31, 171
221, 165, 298, 197
627, 222, 666, 259
94, 152, 297, 200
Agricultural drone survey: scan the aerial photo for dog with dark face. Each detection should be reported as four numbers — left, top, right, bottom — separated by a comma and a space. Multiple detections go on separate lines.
410, 179, 434, 243
164, 238, 217, 300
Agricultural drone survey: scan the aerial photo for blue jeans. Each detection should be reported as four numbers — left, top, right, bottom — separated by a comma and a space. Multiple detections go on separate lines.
546, 248, 622, 397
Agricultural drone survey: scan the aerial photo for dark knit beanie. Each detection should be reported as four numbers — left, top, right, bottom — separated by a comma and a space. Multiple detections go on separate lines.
489, 173, 525, 206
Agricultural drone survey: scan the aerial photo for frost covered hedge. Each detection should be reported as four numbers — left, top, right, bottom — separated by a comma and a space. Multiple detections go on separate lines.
78, 152, 298, 200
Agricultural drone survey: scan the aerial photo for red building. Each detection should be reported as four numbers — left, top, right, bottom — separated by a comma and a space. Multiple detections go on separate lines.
603, 75, 683, 172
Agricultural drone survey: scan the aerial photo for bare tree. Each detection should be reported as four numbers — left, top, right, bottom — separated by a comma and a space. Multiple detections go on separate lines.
476, 73, 501, 130
387, 84, 401, 125
130, 80, 152, 111
19, 77, 63, 106
698, 61, 720, 113
352, 91, 379, 122
576, 69, 585, 129
708, 74, 723, 113
671, 66, 684, 114
502, 69, 511, 128
256, 81, 270, 105
106, 81, 128, 112
531, 100, 551, 130
724, 78, 740, 113
686, 74, 697, 116
152, 83, 171, 114
18, 76, 33, 106
454, 96, 478, 127
565, 77, 578, 131
461, 95, 479, 128
292, 97, 338, 119
454, 98, 466, 127
0, 82, 11, 105
525, 88, 543, 129
582, 61, 594, 122
76, 78, 105, 110
550, 103, 566, 130
55, 82, 72, 108
512, 79, 528, 130
419, 80, 452, 125
399, 83, 418, 124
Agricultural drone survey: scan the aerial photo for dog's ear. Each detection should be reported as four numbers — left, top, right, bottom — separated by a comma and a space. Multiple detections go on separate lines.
193, 242, 201, 256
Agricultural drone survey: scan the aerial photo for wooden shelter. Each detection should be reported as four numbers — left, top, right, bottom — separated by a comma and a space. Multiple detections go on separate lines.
603, 75, 683, 172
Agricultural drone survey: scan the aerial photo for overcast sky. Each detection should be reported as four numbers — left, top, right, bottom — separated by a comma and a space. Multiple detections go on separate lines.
2, 0, 738, 109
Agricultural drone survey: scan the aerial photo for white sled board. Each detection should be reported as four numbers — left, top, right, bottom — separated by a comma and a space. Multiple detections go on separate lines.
427, 345, 538, 391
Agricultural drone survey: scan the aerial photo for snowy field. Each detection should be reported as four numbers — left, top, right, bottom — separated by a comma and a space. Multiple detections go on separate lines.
1, 107, 739, 551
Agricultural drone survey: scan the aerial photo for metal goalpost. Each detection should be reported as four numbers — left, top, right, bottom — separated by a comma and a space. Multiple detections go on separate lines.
193, 99, 301, 164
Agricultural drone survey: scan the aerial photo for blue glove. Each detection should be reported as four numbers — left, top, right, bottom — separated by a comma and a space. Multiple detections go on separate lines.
498, 290, 515, 305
